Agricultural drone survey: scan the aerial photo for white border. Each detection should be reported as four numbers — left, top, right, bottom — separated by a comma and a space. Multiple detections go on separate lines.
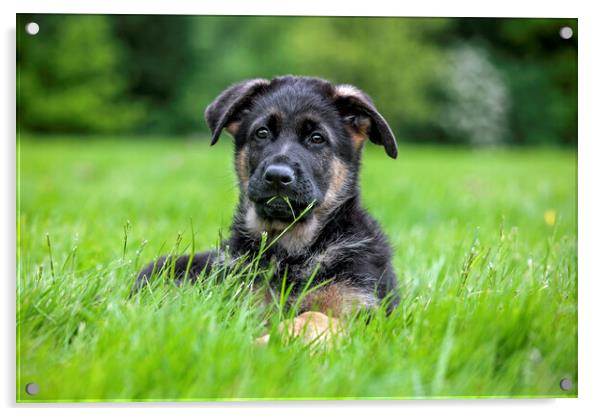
8, 0, 582, 17
3, 1, 600, 415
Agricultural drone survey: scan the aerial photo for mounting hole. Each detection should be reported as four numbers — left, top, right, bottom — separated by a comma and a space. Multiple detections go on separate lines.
25, 22, 39, 36
559, 26, 573, 40
25, 382, 39, 395
559, 378, 573, 391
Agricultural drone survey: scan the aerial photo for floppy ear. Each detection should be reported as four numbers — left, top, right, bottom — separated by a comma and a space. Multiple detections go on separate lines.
333, 84, 398, 159
204, 78, 270, 145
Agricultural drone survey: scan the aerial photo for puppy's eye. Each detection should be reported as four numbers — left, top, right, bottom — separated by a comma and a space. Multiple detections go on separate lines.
255, 127, 269, 140
309, 132, 325, 145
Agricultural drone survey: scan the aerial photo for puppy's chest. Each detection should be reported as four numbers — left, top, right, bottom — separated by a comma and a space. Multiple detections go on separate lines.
267, 241, 357, 289
271, 253, 322, 286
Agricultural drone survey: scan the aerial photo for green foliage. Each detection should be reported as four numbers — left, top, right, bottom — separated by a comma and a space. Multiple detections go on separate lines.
455, 18, 577, 146
16, 15, 577, 144
17, 137, 577, 401
112, 16, 198, 132
17, 15, 143, 133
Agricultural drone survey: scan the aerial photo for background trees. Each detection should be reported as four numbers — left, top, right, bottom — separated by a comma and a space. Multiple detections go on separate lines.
17, 14, 577, 146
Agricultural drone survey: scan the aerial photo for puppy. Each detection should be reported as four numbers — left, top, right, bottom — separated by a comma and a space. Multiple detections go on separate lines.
136, 76, 399, 344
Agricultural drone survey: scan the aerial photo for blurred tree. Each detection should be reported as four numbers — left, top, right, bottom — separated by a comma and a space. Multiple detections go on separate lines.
452, 18, 577, 146
438, 43, 510, 146
17, 15, 143, 133
17, 15, 577, 147
112, 15, 197, 133
176, 16, 312, 134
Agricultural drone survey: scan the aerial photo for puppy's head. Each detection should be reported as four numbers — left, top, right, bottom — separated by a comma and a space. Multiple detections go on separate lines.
205, 76, 397, 228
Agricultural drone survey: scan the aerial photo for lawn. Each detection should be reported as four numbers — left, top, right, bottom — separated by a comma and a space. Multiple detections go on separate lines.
16, 136, 577, 401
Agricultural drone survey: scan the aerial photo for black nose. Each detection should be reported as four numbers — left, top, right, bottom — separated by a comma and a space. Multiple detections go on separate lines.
263, 164, 295, 188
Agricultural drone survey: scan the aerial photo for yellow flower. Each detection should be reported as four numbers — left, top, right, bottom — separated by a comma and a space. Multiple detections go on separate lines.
544, 209, 557, 226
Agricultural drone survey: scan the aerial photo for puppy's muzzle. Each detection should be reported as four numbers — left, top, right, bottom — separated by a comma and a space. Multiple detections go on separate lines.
248, 161, 318, 222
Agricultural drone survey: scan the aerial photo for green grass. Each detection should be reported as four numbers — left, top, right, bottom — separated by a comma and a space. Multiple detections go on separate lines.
17, 136, 577, 401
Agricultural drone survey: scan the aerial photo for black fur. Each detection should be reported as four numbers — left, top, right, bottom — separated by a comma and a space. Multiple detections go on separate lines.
136, 76, 399, 315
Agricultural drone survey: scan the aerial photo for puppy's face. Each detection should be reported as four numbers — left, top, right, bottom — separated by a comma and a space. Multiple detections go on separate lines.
205, 76, 397, 226
241, 89, 354, 222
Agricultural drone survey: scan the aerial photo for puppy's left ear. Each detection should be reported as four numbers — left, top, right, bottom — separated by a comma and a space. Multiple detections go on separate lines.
333, 85, 398, 159
205, 78, 270, 145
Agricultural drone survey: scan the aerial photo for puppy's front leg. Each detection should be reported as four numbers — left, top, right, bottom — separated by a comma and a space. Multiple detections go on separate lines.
255, 283, 378, 347
133, 250, 217, 292
255, 311, 344, 347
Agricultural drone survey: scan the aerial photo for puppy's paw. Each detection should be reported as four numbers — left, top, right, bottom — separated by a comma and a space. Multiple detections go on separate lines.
255, 311, 344, 348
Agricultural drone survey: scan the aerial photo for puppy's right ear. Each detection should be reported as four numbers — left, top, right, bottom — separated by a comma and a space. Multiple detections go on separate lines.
204, 79, 270, 145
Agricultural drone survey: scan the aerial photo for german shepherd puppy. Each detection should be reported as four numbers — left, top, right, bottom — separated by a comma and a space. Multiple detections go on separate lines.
136, 76, 399, 342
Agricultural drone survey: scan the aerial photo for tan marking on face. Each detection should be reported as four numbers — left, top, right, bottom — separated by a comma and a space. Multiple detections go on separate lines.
300, 283, 378, 317
330, 158, 348, 196
350, 131, 367, 150
236, 146, 250, 188
315, 158, 350, 217
225, 121, 242, 136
